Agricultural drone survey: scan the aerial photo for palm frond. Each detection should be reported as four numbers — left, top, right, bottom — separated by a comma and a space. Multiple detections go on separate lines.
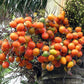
0, 0, 47, 20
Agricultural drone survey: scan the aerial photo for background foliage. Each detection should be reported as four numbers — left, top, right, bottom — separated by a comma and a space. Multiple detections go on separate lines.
0, 0, 47, 20
65, 0, 84, 29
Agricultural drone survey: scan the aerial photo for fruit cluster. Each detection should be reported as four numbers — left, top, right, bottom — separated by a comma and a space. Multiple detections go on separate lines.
0, 11, 84, 72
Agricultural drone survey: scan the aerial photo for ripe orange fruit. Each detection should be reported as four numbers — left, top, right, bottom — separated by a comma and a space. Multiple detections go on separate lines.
68, 43, 75, 50
16, 57, 21, 62
71, 49, 78, 56
2, 61, 9, 68
73, 32, 78, 39
54, 43, 62, 50
48, 20, 57, 27
54, 37, 62, 43
1, 41, 10, 51
63, 18, 69, 25
12, 41, 20, 48
66, 33, 73, 39
9, 56, 14, 63
75, 27, 81, 32
24, 21, 32, 28
78, 32, 83, 38
46, 64, 54, 71
36, 42, 43, 49
24, 16, 32, 22
38, 56, 44, 63
32, 22, 37, 28
33, 48, 40, 56
48, 55, 55, 61
17, 31, 25, 36
59, 26, 66, 34
65, 29, 69, 34
54, 17, 60, 23
26, 63, 32, 69
67, 27, 72, 33
66, 55, 72, 62
78, 38, 84, 44
18, 36, 26, 43
55, 50, 60, 57
58, 14, 64, 21
41, 63, 46, 70
49, 21, 56, 27
10, 32, 18, 41
81, 36, 84, 40
75, 45, 81, 51
28, 41, 35, 49
25, 49, 33, 57
61, 46, 67, 53
16, 23, 25, 31
36, 22, 44, 29
0, 53, 6, 61
9, 21, 17, 28
42, 33, 49, 39
25, 36, 31, 42
77, 44, 82, 48
47, 30, 54, 36
48, 14, 55, 20
72, 40, 78, 45
77, 51, 82, 57
60, 57, 67, 65
42, 45, 49, 51
15, 17, 24, 24
67, 61, 74, 68
39, 27, 46, 33
44, 57, 49, 62
61, 11, 65, 16
63, 40, 69, 46
0, 40, 2, 46
18, 46, 25, 53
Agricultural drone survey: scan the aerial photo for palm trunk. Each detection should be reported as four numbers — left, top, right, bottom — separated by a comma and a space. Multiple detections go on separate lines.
37, 66, 84, 84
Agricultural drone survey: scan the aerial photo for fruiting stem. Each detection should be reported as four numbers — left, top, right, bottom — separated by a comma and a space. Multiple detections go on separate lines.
53, 0, 65, 9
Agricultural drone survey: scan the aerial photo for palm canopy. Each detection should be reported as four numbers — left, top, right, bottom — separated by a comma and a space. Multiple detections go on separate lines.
0, 0, 47, 20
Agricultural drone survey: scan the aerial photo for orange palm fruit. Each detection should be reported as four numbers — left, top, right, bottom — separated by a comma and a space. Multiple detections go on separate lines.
48, 55, 55, 61
60, 57, 67, 65
67, 61, 74, 68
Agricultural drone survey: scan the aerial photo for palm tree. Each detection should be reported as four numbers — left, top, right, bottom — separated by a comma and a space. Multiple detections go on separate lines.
0, 0, 84, 84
